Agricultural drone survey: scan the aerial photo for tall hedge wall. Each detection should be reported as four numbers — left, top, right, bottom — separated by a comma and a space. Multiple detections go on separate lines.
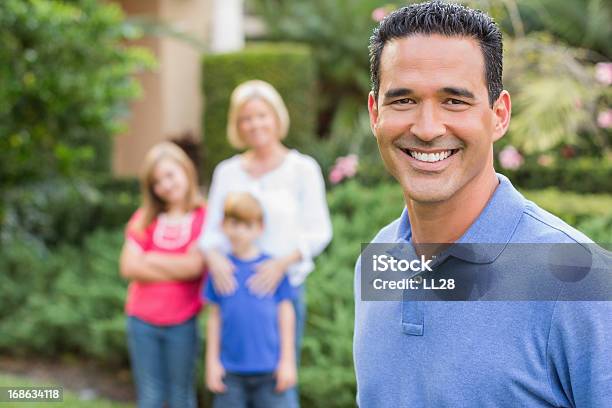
202, 42, 317, 184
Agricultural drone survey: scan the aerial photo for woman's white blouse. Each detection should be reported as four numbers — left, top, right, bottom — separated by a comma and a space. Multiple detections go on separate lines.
198, 150, 332, 286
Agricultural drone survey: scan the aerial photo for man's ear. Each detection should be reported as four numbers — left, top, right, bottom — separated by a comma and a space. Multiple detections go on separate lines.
368, 91, 379, 135
492, 90, 511, 142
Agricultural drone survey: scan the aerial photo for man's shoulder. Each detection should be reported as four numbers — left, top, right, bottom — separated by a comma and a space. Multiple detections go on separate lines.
371, 215, 403, 244
513, 199, 593, 244
355, 215, 403, 269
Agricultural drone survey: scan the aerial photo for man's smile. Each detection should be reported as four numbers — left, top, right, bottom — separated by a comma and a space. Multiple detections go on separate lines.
402, 148, 460, 162
396, 146, 461, 171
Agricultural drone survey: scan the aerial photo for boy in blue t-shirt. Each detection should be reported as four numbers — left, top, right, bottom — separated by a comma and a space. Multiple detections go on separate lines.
204, 191, 296, 408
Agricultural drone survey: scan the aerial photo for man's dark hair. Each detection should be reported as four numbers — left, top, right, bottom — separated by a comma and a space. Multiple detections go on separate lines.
369, 1, 503, 107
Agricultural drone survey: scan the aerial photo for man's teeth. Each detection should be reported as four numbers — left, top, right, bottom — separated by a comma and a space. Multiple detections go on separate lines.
409, 150, 453, 163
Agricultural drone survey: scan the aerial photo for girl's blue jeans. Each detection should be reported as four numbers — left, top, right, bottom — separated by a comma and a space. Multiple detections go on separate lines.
127, 315, 199, 408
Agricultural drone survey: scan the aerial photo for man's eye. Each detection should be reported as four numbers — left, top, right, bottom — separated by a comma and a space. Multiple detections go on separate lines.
445, 98, 466, 105
392, 98, 415, 105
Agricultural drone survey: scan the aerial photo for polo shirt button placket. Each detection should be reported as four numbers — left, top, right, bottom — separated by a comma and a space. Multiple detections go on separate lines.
402, 287, 425, 336
400, 245, 426, 336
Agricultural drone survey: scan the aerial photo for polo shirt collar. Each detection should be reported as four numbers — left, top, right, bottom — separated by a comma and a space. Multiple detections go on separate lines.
394, 173, 526, 264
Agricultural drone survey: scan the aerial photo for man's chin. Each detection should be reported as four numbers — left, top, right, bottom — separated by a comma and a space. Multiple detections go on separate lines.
402, 184, 454, 204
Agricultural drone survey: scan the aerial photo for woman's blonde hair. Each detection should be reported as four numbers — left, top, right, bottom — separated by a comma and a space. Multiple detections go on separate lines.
226, 80, 290, 149
134, 141, 204, 232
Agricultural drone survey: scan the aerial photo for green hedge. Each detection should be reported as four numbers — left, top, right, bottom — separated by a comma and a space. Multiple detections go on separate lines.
522, 188, 612, 224
1, 177, 139, 248
0, 228, 129, 365
499, 158, 612, 194
202, 42, 317, 184
300, 182, 404, 407
521, 188, 612, 242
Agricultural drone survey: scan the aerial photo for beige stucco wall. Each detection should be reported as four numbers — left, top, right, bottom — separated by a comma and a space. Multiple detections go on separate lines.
112, 0, 212, 177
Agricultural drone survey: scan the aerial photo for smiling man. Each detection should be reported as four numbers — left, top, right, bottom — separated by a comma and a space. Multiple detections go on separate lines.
354, 2, 611, 407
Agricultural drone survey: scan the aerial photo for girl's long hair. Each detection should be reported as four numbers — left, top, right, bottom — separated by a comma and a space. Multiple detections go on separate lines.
133, 142, 204, 232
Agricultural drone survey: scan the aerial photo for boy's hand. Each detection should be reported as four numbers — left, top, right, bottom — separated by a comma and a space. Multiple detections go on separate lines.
248, 258, 288, 296
206, 359, 227, 393
275, 358, 297, 392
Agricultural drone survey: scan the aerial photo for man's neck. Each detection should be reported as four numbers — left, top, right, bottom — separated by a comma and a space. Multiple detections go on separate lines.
405, 170, 499, 244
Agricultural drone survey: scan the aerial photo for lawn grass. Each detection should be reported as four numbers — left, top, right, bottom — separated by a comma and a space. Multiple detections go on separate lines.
0, 373, 133, 407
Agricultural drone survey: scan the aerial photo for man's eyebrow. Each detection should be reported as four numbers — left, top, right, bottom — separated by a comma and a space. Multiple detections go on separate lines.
440, 87, 476, 99
383, 88, 414, 99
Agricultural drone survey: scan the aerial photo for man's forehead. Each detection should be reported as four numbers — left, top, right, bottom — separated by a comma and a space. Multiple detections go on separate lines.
379, 34, 486, 92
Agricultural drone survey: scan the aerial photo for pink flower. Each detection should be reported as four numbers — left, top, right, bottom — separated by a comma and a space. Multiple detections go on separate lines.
595, 62, 612, 85
498, 145, 523, 170
337, 154, 358, 177
372, 7, 388, 22
329, 168, 344, 184
329, 154, 359, 184
597, 110, 612, 129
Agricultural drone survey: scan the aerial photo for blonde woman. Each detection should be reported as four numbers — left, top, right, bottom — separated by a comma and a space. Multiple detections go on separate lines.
199, 80, 332, 407
120, 142, 206, 408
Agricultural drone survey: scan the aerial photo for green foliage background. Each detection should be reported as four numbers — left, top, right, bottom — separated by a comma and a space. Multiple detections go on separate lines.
0, 0, 153, 189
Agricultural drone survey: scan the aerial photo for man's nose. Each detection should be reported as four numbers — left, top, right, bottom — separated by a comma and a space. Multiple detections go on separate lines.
410, 102, 446, 142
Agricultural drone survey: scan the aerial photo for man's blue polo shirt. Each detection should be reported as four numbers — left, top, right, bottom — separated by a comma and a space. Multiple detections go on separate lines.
354, 174, 611, 407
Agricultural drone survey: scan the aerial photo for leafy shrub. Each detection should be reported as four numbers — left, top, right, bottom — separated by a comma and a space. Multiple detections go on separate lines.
502, 34, 611, 154
1, 177, 139, 248
516, 0, 611, 58
575, 216, 612, 243
521, 188, 612, 225
0, 0, 153, 188
311, 107, 394, 188
300, 182, 402, 407
499, 158, 612, 194
0, 228, 129, 365
202, 42, 317, 183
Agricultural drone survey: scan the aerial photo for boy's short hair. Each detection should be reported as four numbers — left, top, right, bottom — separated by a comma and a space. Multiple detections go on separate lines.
223, 192, 264, 224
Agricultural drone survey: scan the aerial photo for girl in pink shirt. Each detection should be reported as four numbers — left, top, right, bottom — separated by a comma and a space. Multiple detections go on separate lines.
119, 142, 206, 408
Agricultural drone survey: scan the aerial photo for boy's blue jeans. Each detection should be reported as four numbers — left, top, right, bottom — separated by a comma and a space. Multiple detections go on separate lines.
127, 315, 199, 408
213, 372, 290, 408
